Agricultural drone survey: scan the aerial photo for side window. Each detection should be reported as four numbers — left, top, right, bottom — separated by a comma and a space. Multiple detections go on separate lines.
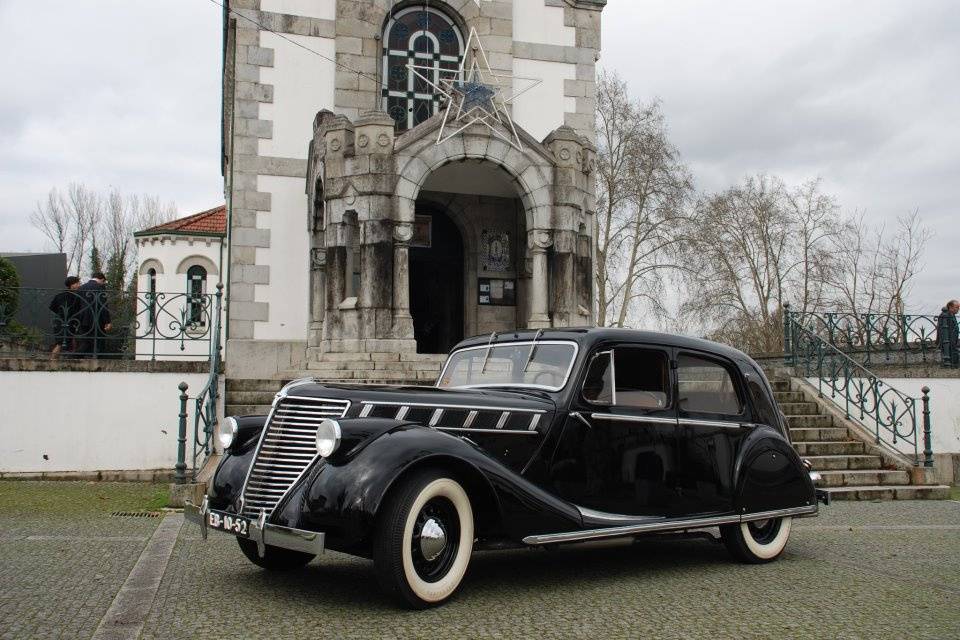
677, 354, 743, 416
582, 348, 670, 410
746, 372, 779, 427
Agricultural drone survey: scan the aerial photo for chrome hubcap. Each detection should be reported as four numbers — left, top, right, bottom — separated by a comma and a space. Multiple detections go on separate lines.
419, 517, 447, 562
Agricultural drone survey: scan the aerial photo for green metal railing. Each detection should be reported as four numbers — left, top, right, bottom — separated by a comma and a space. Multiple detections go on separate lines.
0, 286, 218, 360
783, 304, 957, 367
784, 310, 933, 467
175, 284, 223, 484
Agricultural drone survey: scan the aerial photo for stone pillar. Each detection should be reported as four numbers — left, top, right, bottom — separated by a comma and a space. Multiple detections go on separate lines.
392, 222, 414, 339
308, 248, 325, 347
528, 230, 553, 328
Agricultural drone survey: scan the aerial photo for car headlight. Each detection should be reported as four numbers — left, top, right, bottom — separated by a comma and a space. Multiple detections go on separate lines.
315, 419, 342, 458
217, 417, 238, 451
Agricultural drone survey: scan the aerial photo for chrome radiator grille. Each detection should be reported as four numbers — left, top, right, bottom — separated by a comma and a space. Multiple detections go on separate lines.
241, 396, 350, 518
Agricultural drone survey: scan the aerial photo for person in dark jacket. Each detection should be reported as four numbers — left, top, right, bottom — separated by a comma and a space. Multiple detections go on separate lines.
49, 275, 82, 358
937, 300, 959, 367
74, 272, 112, 357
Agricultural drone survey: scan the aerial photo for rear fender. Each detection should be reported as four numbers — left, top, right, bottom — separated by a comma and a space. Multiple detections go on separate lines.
733, 426, 817, 514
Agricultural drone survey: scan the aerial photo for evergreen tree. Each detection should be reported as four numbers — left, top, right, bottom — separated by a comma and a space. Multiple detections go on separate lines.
89, 244, 103, 277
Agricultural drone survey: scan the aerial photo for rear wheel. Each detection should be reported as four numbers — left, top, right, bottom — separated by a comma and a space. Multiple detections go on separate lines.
720, 517, 792, 563
236, 538, 314, 570
373, 469, 474, 608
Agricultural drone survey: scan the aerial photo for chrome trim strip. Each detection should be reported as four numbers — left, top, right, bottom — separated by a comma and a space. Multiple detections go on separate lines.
495, 412, 510, 430
462, 410, 478, 428
435, 340, 580, 392
741, 505, 817, 522
677, 418, 744, 429
394, 405, 410, 421
590, 413, 677, 426
436, 427, 540, 436
523, 505, 818, 545
428, 408, 444, 427
528, 413, 542, 431
358, 404, 374, 418
360, 400, 546, 414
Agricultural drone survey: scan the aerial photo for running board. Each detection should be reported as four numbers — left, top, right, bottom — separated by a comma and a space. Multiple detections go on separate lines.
522, 505, 818, 546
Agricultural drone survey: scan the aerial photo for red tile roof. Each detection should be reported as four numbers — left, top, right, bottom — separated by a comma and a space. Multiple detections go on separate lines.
135, 205, 226, 237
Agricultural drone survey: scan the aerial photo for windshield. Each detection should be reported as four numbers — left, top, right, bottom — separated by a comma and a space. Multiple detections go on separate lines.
437, 341, 579, 391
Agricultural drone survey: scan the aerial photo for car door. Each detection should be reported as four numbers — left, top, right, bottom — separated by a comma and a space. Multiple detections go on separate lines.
548, 343, 680, 517
673, 351, 752, 516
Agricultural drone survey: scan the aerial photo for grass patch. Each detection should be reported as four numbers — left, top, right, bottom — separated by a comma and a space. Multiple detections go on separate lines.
0, 481, 170, 515
951, 485, 960, 501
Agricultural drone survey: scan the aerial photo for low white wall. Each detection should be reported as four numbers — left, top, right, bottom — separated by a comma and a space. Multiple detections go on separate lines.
806, 377, 960, 455
0, 371, 224, 473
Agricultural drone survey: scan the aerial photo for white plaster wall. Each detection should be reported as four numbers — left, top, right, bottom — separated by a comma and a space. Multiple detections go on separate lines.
135, 236, 223, 360
512, 1, 575, 47
258, 32, 337, 159
254, 175, 310, 340
512, 58, 577, 142
260, 0, 335, 20
0, 372, 222, 472
806, 377, 960, 455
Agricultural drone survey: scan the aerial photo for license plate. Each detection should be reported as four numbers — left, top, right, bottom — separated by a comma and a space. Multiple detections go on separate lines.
207, 511, 250, 538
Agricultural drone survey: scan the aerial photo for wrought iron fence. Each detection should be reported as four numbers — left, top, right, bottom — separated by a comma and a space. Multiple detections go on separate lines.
783, 304, 957, 367
785, 314, 933, 467
0, 286, 218, 360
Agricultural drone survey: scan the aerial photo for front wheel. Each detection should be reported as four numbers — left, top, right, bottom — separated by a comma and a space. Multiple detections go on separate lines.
720, 516, 792, 563
373, 469, 475, 608
236, 537, 315, 570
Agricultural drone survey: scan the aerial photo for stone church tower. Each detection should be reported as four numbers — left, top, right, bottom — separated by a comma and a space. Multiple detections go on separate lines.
221, 0, 605, 377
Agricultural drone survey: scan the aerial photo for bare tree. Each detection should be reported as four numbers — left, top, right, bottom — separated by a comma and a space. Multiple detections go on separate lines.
30, 188, 70, 260
594, 71, 693, 327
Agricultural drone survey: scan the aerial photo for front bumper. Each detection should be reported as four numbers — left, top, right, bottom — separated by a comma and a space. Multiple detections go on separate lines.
184, 497, 326, 557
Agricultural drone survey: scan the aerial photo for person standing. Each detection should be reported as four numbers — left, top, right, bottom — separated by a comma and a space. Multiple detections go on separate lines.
937, 300, 959, 367
74, 272, 112, 357
49, 276, 82, 358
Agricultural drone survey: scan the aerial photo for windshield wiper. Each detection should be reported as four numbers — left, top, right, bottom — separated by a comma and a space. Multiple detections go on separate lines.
521, 329, 544, 373
479, 331, 498, 374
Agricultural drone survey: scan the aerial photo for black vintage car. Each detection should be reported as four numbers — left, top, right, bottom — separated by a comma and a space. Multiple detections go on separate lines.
186, 328, 825, 607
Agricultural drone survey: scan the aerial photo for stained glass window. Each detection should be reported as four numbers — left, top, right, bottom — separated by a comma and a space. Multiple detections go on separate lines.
382, 6, 463, 132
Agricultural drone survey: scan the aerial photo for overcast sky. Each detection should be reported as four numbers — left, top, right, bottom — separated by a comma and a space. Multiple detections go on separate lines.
1, 0, 957, 309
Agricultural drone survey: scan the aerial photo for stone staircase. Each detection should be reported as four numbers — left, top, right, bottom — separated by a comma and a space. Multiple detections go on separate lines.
225, 352, 444, 415
768, 374, 950, 500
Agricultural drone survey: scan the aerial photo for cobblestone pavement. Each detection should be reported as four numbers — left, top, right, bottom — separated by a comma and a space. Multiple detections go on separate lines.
1, 483, 958, 640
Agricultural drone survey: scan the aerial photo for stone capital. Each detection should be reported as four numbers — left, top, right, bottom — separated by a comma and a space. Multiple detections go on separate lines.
528, 229, 554, 250
394, 222, 414, 243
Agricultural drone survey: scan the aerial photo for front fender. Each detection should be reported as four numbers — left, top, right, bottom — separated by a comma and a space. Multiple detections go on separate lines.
734, 426, 817, 514
282, 424, 581, 553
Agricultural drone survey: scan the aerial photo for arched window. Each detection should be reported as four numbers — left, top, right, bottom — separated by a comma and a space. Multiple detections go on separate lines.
382, 6, 464, 131
147, 268, 157, 328
186, 265, 207, 326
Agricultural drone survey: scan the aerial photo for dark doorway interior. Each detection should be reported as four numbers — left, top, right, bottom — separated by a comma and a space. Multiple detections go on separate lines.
409, 205, 464, 354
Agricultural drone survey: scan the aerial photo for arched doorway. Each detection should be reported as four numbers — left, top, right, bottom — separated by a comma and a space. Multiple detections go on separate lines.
409, 204, 464, 354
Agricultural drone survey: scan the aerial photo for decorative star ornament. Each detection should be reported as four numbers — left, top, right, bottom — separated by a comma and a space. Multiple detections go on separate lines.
406, 27, 542, 151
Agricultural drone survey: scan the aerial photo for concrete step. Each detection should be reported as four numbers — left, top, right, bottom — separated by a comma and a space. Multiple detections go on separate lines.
771, 379, 791, 392
804, 454, 884, 471
226, 390, 277, 405
777, 402, 821, 416
794, 440, 867, 456
790, 427, 849, 442
773, 391, 805, 403
787, 415, 834, 429
225, 379, 287, 392
317, 352, 446, 363
226, 404, 272, 416
818, 469, 911, 487
305, 360, 443, 373
824, 485, 951, 500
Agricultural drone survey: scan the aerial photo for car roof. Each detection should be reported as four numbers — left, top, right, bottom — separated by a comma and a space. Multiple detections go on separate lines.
452, 327, 751, 364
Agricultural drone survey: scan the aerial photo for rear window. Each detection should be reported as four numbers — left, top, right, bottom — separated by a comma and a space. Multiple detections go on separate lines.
677, 354, 742, 416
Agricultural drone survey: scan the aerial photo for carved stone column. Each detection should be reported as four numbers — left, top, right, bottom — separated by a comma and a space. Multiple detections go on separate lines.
392, 222, 414, 338
527, 230, 553, 328
308, 248, 326, 347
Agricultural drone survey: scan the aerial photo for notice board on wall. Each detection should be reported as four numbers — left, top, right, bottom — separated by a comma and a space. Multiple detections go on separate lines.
478, 278, 516, 306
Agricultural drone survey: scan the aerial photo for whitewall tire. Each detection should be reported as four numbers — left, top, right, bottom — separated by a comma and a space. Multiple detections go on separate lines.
374, 470, 474, 608
721, 516, 792, 564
